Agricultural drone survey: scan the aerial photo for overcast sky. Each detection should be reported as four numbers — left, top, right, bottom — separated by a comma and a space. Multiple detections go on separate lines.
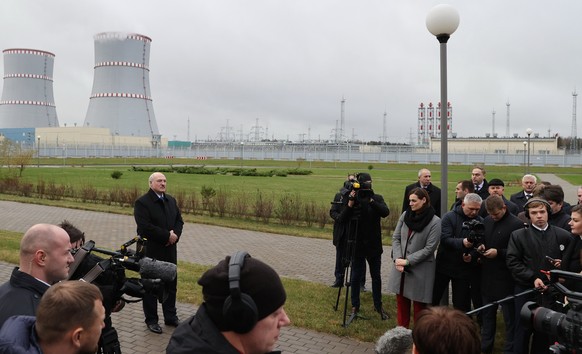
0, 1, 580, 143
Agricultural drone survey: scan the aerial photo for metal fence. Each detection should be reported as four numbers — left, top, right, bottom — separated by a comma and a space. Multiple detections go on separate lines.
35, 143, 582, 167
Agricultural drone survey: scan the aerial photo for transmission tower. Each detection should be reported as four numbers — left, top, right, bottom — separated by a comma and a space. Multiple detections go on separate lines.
506, 100, 510, 137
571, 90, 578, 151
381, 111, 388, 144
340, 96, 346, 141
491, 109, 496, 136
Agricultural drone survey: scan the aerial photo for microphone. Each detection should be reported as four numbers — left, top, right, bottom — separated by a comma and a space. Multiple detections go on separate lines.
138, 257, 177, 283
375, 326, 413, 354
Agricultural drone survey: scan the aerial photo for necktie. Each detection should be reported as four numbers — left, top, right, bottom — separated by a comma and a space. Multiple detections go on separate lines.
475, 185, 480, 192
525, 194, 532, 200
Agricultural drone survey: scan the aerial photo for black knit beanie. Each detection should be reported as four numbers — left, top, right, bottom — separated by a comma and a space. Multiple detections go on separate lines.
198, 254, 286, 331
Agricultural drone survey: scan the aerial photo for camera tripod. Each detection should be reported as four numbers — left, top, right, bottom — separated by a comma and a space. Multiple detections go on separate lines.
333, 216, 368, 327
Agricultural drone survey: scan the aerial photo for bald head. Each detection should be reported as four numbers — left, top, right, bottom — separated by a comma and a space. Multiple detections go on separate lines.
20, 224, 73, 284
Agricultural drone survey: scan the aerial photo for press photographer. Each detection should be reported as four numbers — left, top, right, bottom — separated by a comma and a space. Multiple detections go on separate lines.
64, 221, 176, 354
334, 172, 390, 321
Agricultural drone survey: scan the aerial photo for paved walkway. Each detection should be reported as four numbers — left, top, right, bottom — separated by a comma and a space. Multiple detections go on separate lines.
537, 173, 579, 205
0, 201, 377, 354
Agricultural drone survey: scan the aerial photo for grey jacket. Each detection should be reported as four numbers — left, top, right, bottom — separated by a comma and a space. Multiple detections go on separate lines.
387, 212, 441, 303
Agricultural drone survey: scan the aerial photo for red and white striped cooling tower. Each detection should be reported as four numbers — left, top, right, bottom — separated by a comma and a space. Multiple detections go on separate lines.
84, 32, 160, 142
0, 48, 59, 128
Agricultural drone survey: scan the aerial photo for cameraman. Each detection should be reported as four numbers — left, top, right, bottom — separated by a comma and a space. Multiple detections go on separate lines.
330, 174, 366, 290
478, 195, 525, 354
432, 193, 483, 313
506, 198, 572, 354
336, 172, 390, 319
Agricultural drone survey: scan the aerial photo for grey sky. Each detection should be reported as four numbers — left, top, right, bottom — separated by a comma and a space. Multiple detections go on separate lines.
0, 0, 580, 143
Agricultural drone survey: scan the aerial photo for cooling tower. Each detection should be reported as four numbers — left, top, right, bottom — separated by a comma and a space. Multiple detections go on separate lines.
0, 48, 59, 128
84, 32, 160, 143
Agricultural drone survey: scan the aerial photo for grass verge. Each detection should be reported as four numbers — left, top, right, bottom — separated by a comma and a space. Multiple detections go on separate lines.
0, 229, 396, 343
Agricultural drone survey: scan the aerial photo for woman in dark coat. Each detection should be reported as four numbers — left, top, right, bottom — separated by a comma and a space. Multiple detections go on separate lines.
387, 187, 441, 328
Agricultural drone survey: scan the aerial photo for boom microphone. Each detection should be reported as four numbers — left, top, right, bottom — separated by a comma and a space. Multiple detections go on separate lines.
375, 326, 413, 354
138, 257, 177, 283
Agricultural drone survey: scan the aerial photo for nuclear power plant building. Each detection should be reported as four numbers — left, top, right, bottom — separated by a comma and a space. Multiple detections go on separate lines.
0, 48, 59, 128
84, 32, 161, 145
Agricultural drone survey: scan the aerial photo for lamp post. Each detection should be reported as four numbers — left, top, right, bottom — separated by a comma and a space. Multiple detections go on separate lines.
426, 4, 460, 217
37, 136, 41, 168
522, 141, 527, 174
526, 128, 533, 173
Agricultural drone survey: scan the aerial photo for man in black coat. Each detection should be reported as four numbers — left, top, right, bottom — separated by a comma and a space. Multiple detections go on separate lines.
166, 252, 290, 354
432, 193, 483, 313
478, 196, 525, 354
478, 178, 519, 217
506, 198, 572, 354
0, 224, 74, 328
402, 168, 441, 216
134, 172, 184, 334
509, 174, 537, 212
471, 166, 490, 200
336, 172, 390, 319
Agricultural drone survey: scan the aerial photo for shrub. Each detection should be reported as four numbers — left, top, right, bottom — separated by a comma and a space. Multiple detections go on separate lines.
111, 170, 123, 179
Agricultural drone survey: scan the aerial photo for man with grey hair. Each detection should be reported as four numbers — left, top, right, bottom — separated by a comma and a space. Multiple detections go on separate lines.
432, 193, 483, 313
402, 168, 441, 216
577, 186, 582, 205
134, 172, 184, 334
510, 174, 537, 212
0, 224, 74, 328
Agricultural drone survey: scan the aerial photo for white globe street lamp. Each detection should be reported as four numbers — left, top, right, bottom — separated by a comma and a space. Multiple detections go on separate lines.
426, 4, 460, 216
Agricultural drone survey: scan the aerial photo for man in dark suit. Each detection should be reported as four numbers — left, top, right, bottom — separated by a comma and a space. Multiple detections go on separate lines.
134, 172, 184, 334
479, 178, 519, 217
509, 174, 537, 212
471, 166, 490, 200
402, 168, 441, 216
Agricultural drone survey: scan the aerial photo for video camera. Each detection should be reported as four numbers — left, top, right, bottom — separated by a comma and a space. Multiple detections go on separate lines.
68, 236, 177, 315
462, 219, 485, 246
520, 270, 582, 353
341, 174, 374, 204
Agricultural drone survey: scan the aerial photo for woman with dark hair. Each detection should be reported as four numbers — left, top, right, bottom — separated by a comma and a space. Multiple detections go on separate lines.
562, 204, 582, 292
387, 187, 441, 328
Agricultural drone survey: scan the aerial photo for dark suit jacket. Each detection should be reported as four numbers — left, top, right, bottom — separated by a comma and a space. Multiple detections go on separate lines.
134, 188, 184, 264
474, 180, 490, 200
402, 182, 441, 216
509, 191, 528, 212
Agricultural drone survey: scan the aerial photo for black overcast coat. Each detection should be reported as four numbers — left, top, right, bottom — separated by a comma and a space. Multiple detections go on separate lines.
0, 268, 49, 328
134, 188, 184, 264
481, 212, 525, 299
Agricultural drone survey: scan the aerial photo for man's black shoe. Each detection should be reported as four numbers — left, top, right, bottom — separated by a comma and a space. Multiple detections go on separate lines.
147, 323, 163, 334
375, 306, 389, 321
164, 319, 180, 327
330, 280, 342, 288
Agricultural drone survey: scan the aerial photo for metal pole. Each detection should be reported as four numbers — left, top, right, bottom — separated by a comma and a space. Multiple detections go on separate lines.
527, 134, 531, 173
37, 137, 40, 168
438, 35, 450, 217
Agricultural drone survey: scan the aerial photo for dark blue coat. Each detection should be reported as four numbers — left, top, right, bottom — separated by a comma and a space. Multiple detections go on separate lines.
0, 316, 42, 354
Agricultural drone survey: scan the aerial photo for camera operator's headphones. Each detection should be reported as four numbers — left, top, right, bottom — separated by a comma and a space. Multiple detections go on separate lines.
523, 197, 552, 219
222, 251, 258, 334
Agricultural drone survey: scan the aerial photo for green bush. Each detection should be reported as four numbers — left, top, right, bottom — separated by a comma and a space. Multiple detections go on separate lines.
111, 170, 123, 179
